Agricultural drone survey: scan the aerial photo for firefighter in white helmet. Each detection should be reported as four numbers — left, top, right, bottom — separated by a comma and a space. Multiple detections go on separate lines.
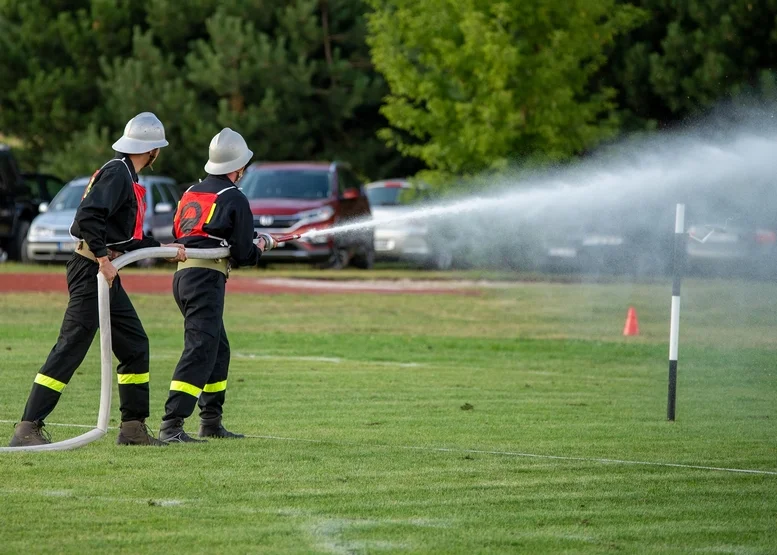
10, 112, 186, 447
158, 128, 266, 443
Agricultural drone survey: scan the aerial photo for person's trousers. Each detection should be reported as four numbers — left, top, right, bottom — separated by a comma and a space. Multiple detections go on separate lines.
163, 267, 230, 422
21, 254, 151, 423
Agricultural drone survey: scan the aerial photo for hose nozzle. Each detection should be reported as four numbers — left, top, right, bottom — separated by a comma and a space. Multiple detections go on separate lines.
256, 233, 301, 251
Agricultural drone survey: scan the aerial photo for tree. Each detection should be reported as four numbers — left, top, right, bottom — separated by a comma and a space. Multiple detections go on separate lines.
0, 0, 413, 182
366, 0, 645, 181
0, 0, 144, 164
605, 0, 777, 129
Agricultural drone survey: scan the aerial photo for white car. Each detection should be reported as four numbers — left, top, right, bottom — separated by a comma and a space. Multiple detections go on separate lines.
365, 180, 454, 270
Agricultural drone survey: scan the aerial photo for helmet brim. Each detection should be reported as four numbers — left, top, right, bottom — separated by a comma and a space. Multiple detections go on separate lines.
112, 137, 169, 154
204, 149, 254, 175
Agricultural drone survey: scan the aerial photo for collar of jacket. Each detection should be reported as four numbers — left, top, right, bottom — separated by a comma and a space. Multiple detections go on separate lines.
113, 153, 139, 182
206, 173, 235, 185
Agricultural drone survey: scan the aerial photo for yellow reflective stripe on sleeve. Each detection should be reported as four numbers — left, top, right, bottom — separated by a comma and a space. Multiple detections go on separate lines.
170, 380, 202, 398
34, 373, 67, 393
202, 380, 227, 393
205, 203, 217, 224
117, 373, 150, 385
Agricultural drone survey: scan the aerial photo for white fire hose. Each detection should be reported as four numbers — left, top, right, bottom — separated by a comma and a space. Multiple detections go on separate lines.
1, 246, 230, 452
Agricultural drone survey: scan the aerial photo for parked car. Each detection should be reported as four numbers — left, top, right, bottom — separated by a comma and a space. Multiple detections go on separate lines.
0, 145, 64, 261
239, 161, 374, 269
25, 174, 180, 263
540, 207, 674, 277
364, 179, 455, 270
684, 192, 777, 278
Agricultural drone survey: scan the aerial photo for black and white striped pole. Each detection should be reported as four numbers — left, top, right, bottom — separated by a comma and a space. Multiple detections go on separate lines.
667, 203, 686, 421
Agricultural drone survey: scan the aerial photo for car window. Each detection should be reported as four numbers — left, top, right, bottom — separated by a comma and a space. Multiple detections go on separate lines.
366, 185, 428, 206
241, 170, 331, 200
44, 177, 64, 199
151, 183, 167, 207
165, 183, 180, 203
21, 177, 40, 199
338, 168, 361, 194
49, 184, 87, 212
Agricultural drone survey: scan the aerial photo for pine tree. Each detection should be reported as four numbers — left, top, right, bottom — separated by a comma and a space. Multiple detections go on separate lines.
605, 0, 777, 128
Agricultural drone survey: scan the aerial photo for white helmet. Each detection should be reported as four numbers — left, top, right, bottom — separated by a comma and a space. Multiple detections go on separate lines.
204, 128, 253, 175
112, 112, 169, 154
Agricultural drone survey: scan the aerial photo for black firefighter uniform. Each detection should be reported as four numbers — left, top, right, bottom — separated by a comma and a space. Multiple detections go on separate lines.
21, 156, 161, 424
163, 174, 262, 423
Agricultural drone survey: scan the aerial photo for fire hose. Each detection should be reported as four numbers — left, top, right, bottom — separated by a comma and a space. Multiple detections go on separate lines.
1, 234, 298, 452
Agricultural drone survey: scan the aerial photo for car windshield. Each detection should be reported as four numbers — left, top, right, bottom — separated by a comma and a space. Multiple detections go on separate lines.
49, 183, 86, 212
240, 170, 330, 200
366, 186, 428, 206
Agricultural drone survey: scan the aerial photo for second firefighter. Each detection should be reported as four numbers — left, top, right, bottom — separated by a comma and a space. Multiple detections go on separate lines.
159, 128, 265, 443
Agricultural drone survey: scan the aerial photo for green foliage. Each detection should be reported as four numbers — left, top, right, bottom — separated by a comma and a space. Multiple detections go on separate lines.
366, 0, 646, 180
607, 0, 777, 128
3, 0, 777, 185
0, 0, 406, 182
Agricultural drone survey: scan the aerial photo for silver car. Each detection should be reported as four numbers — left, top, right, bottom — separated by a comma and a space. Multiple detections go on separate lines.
365, 180, 454, 270
25, 175, 180, 263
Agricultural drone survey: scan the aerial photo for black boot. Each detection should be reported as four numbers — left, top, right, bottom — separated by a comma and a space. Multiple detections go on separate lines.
199, 417, 244, 439
159, 417, 207, 443
116, 420, 167, 446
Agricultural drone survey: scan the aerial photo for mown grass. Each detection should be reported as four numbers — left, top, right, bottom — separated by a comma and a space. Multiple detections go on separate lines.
0, 276, 774, 554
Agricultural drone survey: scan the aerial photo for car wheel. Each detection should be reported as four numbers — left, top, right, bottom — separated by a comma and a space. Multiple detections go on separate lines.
351, 246, 375, 270
9, 220, 30, 261
319, 247, 349, 270
427, 248, 453, 271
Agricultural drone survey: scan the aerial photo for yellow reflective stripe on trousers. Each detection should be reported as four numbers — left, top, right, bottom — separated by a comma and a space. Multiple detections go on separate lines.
170, 380, 202, 398
117, 372, 150, 385
202, 380, 227, 393
34, 373, 67, 393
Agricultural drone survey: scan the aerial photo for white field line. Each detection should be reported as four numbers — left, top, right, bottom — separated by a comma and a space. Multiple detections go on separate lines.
0, 487, 187, 506
1, 419, 774, 476
233, 352, 424, 368
152, 352, 424, 368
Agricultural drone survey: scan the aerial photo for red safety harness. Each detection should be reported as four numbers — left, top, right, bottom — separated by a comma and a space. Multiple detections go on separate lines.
173, 184, 232, 245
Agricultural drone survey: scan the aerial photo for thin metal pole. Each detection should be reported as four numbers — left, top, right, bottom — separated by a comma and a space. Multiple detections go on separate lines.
667, 204, 685, 421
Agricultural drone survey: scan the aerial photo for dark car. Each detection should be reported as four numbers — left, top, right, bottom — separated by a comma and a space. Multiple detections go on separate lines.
540, 204, 675, 277
239, 162, 374, 269
0, 145, 65, 261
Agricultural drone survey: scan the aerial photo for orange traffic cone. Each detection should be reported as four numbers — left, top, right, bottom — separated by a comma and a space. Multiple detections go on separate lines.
623, 306, 639, 336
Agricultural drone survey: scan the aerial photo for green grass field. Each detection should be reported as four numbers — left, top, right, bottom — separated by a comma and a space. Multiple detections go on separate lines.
0, 274, 775, 554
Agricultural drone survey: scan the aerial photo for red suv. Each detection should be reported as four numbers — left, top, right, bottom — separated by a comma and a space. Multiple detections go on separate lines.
239, 162, 374, 268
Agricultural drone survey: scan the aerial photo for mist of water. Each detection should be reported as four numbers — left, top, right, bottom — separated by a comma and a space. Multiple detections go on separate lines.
302, 106, 777, 277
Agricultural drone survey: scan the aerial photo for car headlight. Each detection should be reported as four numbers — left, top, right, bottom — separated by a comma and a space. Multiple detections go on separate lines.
296, 206, 334, 224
